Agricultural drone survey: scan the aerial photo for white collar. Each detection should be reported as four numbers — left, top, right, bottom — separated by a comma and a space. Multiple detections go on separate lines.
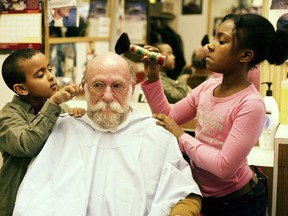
80, 109, 133, 133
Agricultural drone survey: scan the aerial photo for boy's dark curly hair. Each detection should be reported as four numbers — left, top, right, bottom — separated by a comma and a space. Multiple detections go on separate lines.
2, 48, 40, 92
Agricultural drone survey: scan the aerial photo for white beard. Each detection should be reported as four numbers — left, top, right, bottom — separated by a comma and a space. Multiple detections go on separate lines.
85, 87, 132, 129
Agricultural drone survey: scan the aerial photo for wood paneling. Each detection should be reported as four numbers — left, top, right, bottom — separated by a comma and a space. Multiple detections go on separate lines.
260, 62, 288, 109
276, 144, 288, 216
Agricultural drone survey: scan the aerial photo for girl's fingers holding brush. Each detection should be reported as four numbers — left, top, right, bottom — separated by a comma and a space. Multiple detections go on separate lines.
142, 56, 161, 83
143, 45, 159, 53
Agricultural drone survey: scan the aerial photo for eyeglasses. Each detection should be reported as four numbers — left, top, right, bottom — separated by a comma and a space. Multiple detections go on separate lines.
89, 81, 129, 95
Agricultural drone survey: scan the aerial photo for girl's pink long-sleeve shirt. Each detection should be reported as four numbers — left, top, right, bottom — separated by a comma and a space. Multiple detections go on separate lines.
142, 78, 265, 197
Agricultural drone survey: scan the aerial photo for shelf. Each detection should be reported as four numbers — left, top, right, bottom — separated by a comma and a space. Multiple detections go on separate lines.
150, 12, 175, 20
48, 36, 111, 44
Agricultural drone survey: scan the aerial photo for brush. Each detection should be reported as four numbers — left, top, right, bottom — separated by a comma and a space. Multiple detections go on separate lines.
115, 32, 167, 66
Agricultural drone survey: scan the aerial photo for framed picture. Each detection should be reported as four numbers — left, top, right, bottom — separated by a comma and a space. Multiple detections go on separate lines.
270, 0, 288, 9
268, 0, 288, 61
48, 0, 79, 27
123, 0, 148, 44
182, 0, 202, 15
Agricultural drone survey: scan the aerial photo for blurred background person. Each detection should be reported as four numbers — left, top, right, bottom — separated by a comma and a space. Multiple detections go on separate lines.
183, 46, 214, 89
181, 35, 213, 89
155, 43, 191, 103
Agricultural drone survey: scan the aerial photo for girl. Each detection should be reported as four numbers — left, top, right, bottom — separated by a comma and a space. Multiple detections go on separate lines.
141, 13, 288, 216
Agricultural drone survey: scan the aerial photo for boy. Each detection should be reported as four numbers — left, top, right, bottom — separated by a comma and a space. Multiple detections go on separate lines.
0, 48, 84, 216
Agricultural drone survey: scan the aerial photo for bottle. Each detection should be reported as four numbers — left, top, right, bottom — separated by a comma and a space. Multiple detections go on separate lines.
280, 73, 288, 125
259, 82, 279, 150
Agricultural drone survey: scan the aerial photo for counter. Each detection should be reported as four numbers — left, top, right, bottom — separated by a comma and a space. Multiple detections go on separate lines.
248, 146, 274, 167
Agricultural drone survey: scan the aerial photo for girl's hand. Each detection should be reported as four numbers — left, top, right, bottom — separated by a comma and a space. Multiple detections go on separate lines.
68, 107, 86, 117
142, 45, 161, 83
153, 113, 185, 140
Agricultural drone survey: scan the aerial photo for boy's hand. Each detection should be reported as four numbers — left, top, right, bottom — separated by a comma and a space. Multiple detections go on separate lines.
68, 107, 86, 117
49, 84, 82, 105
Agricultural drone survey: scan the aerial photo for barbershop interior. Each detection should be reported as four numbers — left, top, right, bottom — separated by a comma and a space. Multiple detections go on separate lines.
0, 0, 288, 215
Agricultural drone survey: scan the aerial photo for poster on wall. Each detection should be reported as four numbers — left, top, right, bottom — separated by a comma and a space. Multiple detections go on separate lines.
88, 0, 107, 18
49, 0, 90, 38
47, 0, 79, 27
0, 0, 42, 50
123, 0, 147, 44
270, 0, 288, 9
0, 0, 41, 12
268, 0, 288, 63
86, 0, 111, 37
268, 0, 288, 31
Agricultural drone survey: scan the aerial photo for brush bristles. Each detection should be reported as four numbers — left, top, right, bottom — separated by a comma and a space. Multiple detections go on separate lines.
115, 32, 131, 54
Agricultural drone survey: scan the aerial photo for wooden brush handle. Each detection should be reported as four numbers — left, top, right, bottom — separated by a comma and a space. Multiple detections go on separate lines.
129, 44, 166, 66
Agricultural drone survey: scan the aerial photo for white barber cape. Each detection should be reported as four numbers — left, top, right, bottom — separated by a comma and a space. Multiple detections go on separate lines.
13, 111, 201, 216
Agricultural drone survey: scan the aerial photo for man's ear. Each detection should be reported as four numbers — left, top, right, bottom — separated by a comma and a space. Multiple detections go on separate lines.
81, 82, 87, 96
81, 81, 86, 91
240, 49, 254, 63
13, 84, 29, 96
132, 81, 136, 90
131, 81, 136, 94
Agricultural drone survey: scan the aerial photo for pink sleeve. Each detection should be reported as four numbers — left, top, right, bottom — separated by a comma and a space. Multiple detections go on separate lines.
141, 80, 198, 125
141, 80, 171, 115
179, 98, 265, 179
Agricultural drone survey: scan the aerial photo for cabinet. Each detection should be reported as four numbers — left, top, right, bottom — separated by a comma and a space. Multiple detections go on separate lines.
272, 124, 288, 216
258, 166, 273, 216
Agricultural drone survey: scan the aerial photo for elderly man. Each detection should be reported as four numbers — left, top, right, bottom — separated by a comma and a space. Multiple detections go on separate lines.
13, 52, 201, 216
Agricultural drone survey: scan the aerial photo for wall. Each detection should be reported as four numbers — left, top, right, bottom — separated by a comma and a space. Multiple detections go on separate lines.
176, 0, 209, 64
208, 0, 239, 37
0, 54, 14, 108
0, 54, 12, 167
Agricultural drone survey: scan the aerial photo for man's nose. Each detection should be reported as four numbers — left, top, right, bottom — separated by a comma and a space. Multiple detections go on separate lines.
101, 86, 114, 102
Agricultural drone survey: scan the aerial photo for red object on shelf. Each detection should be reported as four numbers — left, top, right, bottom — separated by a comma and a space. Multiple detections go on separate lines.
0, 43, 42, 50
